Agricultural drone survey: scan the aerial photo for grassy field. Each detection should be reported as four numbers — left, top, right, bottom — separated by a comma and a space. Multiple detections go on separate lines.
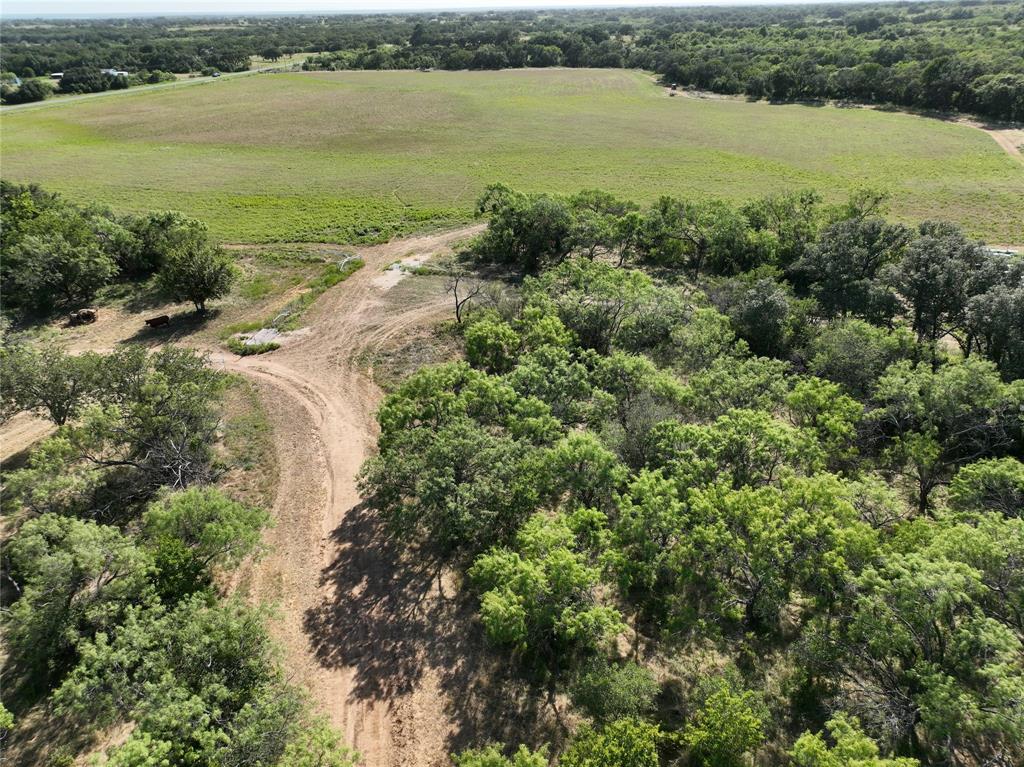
3, 69, 1021, 243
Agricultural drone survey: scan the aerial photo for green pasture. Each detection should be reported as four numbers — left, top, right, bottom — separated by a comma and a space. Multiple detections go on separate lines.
3, 68, 1021, 243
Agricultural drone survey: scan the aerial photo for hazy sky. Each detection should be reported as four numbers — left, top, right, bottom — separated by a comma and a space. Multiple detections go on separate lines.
3, 0, 838, 19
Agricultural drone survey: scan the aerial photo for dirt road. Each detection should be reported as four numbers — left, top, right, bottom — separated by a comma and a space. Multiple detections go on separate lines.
218, 224, 508, 766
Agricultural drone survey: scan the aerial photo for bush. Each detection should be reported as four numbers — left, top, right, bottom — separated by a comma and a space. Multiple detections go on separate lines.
682, 676, 767, 767
569, 660, 659, 723
227, 337, 280, 356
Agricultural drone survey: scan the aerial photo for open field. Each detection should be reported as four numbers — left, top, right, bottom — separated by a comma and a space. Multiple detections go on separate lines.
2, 68, 1022, 244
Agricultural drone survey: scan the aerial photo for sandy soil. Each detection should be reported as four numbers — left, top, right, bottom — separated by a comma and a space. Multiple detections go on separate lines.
982, 126, 1023, 162
0, 411, 54, 466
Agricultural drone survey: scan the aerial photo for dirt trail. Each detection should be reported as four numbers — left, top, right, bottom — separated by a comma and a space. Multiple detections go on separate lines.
218, 224, 485, 766
0, 412, 54, 465
983, 126, 1023, 162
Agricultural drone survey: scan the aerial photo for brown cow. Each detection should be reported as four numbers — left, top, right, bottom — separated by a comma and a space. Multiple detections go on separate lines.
145, 315, 170, 328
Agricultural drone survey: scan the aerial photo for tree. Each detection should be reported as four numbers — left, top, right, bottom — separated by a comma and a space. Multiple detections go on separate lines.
829, 551, 1024, 763
5, 227, 117, 310
142, 487, 270, 598
452, 744, 548, 767
666, 475, 871, 630
277, 719, 360, 767
786, 377, 862, 466
54, 596, 298, 766
469, 511, 624, 672
465, 317, 521, 374
446, 267, 484, 324
789, 714, 919, 767
683, 675, 767, 767
669, 306, 740, 374
569, 660, 658, 723
0, 342, 102, 425
964, 275, 1024, 380
157, 235, 237, 313
948, 457, 1024, 518
4, 514, 154, 680
724, 278, 803, 359
6, 347, 228, 514
808, 319, 916, 399
526, 260, 669, 355
125, 211, 209, 276
474, 185, 574, 272
883, 222, 986, 352
868, 358, 1023, 514
560, 718, 662, 767
3, 77, 52, 103
799, 218, 910, 319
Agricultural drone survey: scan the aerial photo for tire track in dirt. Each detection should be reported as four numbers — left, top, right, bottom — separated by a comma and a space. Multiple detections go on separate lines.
224, 224, 485, 766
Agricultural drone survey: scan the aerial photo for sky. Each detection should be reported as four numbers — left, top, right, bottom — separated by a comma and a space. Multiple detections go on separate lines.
2, 0, 852, 19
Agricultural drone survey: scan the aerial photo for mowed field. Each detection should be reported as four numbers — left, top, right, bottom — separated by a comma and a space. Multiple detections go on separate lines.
3, 69, 1021, 243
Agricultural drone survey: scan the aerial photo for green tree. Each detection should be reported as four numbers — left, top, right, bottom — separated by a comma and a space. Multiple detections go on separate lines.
683, 675, 767, 767
125, 211, 209, 275
469, 511, 624, 671
4, 514, 154, 680
785, 377, 862, 466
948, 457, 1024, 518
465, 317, 521, 374
157, 235, 237, 313
277, 719, 360, 767
868, 358, 1024, 514
142, 487, 270, 598
789, 714, 919, 767
561, 718, 662, 767
0, 342, 102, 425
883, 222, 986, 351
4, 77, 52, 103
799, 217, 909, 320
4, 222, 116, 310
474, 184, 574, 272
569, 660, 658, 723
808, 319, 917, 399
143, 487, 270, 570
55, 596, 303, 767
452, 744, 548, 767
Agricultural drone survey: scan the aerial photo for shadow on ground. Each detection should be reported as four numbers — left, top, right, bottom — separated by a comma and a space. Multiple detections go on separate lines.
119, 308, 219, 347
304, 500, 565, 755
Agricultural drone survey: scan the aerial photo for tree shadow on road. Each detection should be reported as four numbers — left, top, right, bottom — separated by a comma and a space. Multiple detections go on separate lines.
304, 500, 565, 755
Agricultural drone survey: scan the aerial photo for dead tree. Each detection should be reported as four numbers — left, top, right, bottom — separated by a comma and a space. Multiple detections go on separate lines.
445, 269, 483, 324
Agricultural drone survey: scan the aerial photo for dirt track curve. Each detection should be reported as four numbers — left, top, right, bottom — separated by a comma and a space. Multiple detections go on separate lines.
216, 225, 486, 766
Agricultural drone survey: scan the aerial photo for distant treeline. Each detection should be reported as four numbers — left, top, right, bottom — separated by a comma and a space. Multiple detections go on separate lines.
2, 1, 1023, 121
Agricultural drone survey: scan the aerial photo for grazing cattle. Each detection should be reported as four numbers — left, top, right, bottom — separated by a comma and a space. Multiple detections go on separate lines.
145, 315, 170, 328
68, 308, 97, 326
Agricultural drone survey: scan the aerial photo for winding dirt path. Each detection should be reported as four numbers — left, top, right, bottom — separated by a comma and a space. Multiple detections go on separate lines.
218, 225, 485, 766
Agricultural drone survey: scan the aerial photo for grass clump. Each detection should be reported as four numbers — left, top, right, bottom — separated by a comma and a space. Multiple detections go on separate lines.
226, 338, 280, 356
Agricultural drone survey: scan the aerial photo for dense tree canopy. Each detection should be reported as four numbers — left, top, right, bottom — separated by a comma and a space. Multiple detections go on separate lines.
361, 183, 1024, 766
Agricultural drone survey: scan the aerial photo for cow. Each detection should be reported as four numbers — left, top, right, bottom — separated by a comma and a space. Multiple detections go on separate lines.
68, 308, 98, 326
145, 315, 170, 328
